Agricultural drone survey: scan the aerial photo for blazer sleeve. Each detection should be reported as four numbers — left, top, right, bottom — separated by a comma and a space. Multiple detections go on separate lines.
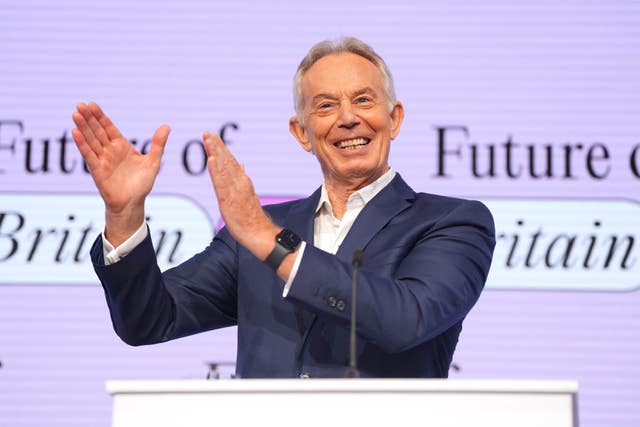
285, 199, 495, 354
91, 227, 239, 346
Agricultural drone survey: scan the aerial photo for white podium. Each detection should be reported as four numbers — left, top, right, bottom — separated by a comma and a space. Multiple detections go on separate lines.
106, 379, 578, 427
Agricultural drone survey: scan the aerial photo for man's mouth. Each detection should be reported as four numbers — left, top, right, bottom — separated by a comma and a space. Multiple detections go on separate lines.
334, 137, 371, 150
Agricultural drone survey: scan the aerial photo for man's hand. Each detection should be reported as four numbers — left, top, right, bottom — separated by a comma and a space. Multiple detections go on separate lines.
71, 102, 170, 246
203, 131, 280, 262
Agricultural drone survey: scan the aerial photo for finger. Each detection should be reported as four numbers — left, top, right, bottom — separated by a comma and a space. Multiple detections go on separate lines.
202, 131, 220, 158
78, 102, 111, 148
204, 132, 225, 174
88, 102, 125, 141
71, 127, 99, 170
204, 133, 235, 194
72, 108, 103, 156
149, 124, 171, 163
203, 132, 241, 171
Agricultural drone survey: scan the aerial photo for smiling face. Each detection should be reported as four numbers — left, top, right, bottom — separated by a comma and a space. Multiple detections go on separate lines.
289, 52, 404, 191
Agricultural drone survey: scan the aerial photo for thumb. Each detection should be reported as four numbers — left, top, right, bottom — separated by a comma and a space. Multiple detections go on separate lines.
149, 124, 171, 162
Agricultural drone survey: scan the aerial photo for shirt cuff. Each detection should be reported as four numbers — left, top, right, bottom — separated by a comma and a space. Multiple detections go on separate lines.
102, 222, 149, 265
282, 241, 306, 298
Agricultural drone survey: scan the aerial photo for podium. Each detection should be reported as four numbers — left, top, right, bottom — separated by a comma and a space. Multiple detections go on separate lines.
106, 379, 578, 427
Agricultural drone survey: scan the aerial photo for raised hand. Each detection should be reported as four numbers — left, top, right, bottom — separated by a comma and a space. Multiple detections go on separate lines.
203, 131, 279, 262
71, 102, 170, 245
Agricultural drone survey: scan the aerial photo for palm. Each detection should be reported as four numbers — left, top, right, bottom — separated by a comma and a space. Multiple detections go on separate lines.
90, 137, 156, 211
71, 102, 169, 213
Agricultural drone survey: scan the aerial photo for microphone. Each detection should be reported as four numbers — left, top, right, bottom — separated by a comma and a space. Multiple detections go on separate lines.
346, 249, 364, 378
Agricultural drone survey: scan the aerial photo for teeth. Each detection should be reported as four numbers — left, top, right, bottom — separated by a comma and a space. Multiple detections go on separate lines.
335, 138, 369, 149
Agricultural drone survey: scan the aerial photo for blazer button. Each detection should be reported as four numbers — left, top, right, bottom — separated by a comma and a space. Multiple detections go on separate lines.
336, 300, 346, 311
327, 296, 337, 307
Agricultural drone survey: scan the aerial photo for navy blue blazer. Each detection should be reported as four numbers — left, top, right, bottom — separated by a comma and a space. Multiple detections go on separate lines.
91, 174, 495, 378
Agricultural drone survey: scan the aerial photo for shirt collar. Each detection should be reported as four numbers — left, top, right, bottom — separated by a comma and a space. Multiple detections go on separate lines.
315, 168, 396, 215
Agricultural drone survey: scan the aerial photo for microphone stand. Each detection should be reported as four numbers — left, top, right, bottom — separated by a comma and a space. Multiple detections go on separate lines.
346, 249, 364, 378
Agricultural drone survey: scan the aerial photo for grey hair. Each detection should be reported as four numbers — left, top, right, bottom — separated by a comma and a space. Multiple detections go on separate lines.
293, 37, 397, 120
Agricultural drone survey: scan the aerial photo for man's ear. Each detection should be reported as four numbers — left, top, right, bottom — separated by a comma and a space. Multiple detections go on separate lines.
389, 101, 405, 140
289, 116, 313, 152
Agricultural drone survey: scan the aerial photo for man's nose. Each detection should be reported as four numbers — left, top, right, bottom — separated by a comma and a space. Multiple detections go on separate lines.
337, 102, 360, 129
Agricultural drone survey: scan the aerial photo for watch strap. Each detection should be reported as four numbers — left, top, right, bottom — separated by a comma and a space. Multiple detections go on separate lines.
265, 241, 292, 270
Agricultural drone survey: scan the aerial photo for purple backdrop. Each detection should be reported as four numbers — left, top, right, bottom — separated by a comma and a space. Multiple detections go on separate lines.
1, 1, 639, 426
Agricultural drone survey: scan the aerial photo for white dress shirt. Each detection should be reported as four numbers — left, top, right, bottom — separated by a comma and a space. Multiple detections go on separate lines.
102, 169, 397, 297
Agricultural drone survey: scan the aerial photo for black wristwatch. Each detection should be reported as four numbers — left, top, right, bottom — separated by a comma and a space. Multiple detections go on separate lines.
265, 228, 302, 270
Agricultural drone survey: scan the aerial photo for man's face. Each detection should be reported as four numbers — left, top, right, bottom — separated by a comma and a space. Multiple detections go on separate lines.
290, 53, 404, 189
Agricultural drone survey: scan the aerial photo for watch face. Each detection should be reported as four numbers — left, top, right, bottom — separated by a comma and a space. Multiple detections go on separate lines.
277, 229, 301, 250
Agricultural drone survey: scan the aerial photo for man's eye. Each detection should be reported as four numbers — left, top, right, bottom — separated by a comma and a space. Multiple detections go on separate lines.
355, 97, 370, 104
318, 103, 333, 109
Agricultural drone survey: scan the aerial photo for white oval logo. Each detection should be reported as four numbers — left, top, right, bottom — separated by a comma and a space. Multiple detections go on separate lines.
483, 198, 639, 291
0, 193, 214, 285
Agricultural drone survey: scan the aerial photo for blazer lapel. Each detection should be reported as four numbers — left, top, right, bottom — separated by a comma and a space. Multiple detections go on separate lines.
284, 186, 320, 243
336, 174, 415, 261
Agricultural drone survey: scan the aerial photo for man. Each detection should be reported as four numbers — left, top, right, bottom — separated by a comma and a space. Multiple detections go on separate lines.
71, 37, 495, 378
